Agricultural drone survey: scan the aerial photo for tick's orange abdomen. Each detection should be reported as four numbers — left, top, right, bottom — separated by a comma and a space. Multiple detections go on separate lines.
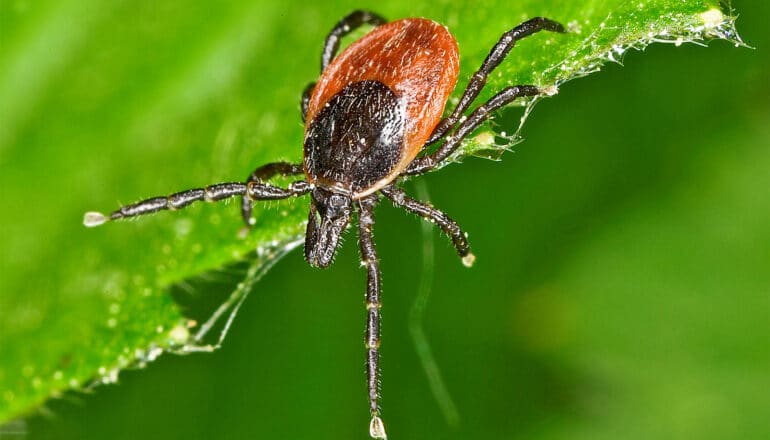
305, 18, 460, 176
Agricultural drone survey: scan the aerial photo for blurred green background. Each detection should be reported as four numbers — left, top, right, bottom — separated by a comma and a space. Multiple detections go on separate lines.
1, 0, 768, 439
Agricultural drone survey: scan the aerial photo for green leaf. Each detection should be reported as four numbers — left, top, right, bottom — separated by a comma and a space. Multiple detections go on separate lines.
0, 0, 741, 423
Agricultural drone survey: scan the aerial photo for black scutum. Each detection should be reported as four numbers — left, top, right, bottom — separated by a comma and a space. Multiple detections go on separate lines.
304, 80, 406, 194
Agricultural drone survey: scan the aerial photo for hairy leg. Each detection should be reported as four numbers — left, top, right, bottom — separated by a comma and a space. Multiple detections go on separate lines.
405, 85, 543, 175
425, 17, 564, 145
381, 185, 474, 266
241, 162, 304, 226
356, 194, 388, 439
321, 10, 387, 72
84, 180, 310, 227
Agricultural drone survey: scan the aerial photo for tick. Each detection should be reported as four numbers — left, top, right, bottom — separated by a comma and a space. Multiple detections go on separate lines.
84, 10, 565, 438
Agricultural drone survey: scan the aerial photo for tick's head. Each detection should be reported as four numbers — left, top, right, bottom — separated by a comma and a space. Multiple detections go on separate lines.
305, 187, 352, 268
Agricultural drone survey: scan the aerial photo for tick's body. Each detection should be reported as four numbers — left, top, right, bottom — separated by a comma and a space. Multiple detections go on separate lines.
305, 18, 459, 197
85, 11, 565, 439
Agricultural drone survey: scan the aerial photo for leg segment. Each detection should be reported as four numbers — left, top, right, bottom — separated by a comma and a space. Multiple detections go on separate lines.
241, 162, 304, 225
320, 10, 387, 72
84, 180, 311, 227
301, 82, 316, 122
426, 17, 565, 146
380, 185, 474, 266
405, 85, 542, 175
357, 195, 388, 439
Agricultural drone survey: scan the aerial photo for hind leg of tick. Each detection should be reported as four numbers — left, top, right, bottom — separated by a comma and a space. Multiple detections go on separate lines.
381, 185, 475, 267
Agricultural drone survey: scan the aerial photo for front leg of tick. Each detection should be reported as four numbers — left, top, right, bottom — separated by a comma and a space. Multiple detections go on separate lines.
357, 195, 388, 439
241, 161, 304, 226
424, 17, 565, 146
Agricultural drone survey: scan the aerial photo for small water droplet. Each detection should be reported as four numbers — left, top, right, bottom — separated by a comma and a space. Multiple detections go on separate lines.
472, 131, 495, 147
145, 346, 163, 362
169, 324, 190, 344
567, 20, 582, 34
100, 368, 118, 384
700, 8, 724, 28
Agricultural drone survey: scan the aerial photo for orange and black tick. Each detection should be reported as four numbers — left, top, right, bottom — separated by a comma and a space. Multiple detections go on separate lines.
84, 10, 565, 438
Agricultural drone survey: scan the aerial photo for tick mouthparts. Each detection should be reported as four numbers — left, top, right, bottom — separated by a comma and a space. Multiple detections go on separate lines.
83, 211, 108, 227
369, 416, 387, 439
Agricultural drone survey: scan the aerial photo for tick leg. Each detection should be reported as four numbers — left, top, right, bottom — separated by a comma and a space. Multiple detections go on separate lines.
241, 162, 304, 226
357, 195, 388, 439
426, 17, 565, 146
84, 181, 311, 227
321, 10, 387, 72
301, 82, 316, 122
381, 185, 474, 267
404, 84, 542, 176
